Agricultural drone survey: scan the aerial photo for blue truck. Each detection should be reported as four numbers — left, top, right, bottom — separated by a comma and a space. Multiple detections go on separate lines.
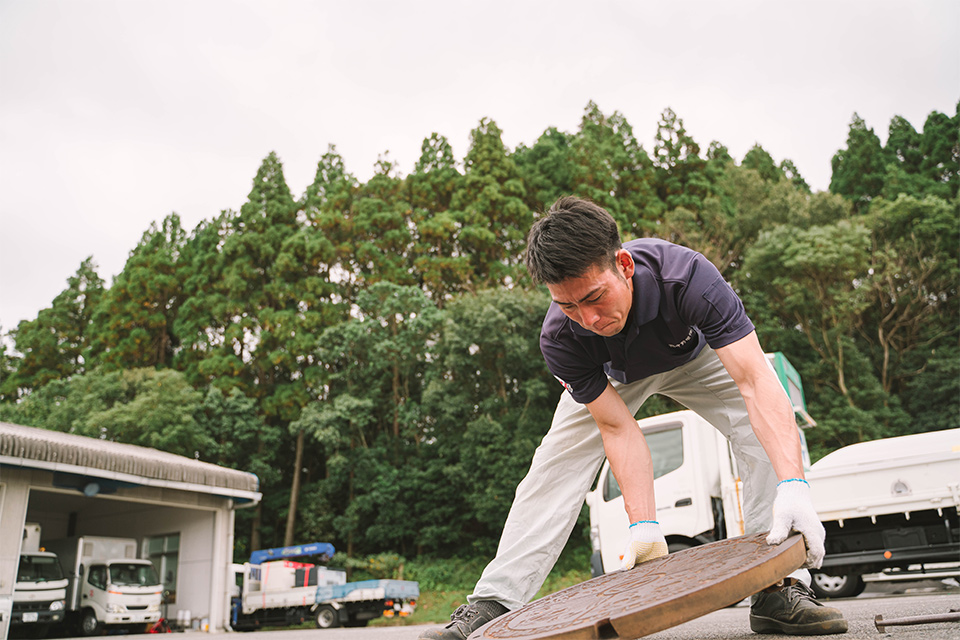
230, 543, 419, 629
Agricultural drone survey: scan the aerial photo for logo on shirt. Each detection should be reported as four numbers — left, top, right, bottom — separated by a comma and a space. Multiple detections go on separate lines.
668, 328, 696, 350
554, 376, 573, 394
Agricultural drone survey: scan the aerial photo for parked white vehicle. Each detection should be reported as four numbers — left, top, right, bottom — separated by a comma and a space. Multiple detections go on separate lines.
230, 542, 419, 629
806, 428, 960, 597
44, 536, 163, 635
12, 523, 68, 635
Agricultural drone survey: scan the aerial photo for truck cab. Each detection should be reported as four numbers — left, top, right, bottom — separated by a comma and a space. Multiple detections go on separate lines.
13, 551, 67, 631
12, 523, 68, 634
45, 536, 163, 635
76, 560, 162, 632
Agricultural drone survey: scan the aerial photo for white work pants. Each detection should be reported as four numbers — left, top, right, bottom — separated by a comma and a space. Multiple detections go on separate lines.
469, 346, 807, 610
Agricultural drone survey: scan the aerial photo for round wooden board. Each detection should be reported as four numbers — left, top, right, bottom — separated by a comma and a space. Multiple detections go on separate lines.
470, 532, 806, 640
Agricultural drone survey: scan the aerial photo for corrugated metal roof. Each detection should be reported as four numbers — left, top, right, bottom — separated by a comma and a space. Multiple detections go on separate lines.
0, 421, 259, 498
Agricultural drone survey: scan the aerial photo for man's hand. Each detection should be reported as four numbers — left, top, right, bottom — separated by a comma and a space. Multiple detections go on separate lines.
766, 479, 826, 568
619, 520, 668, 571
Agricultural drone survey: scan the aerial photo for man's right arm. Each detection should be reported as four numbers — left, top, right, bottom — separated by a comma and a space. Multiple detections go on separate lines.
587, 383, 667, 570
540, 319, 656, 522
586, 382, 656, 523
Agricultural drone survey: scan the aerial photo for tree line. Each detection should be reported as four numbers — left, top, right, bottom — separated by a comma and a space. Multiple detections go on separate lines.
1, 101, 957, 561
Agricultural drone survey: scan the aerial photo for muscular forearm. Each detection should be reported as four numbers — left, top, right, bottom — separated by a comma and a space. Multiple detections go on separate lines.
587, 383, 657, 523
715, 333, 805, 482
601, 421, 657, 522
715, 335, 825, 565
740, 372, 805, 481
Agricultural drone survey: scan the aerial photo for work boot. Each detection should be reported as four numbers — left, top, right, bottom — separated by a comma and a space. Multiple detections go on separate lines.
750, 580, 848, 635
417, 601, 510, 640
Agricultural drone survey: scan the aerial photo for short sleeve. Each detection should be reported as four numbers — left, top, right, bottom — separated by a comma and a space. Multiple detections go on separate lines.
675, 254, 754, 349
540, 335, 608, 405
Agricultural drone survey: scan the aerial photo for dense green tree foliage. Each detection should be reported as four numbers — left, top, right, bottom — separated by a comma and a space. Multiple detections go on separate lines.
421, 287, 557, 554
0, 328, 15, 401
2, 258, 103, 398
0, 367, 209, 455
451, 118, 531, 287
830, 113, 887, 209
742, 144, 782, 183
571, 103, 661, 238
834, 102, 959, 207
405, 133, 470, 304
514, 127, 576, 214
2, 102, 956, 565
86, 214, 187, 370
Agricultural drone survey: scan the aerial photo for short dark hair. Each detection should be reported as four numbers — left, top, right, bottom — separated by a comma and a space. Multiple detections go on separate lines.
524, 196, 622, 284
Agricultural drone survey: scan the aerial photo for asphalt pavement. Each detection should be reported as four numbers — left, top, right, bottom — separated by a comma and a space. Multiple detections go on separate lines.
374, 581, 959, 640
55, 580, 959, 640
640, 590, 959, 640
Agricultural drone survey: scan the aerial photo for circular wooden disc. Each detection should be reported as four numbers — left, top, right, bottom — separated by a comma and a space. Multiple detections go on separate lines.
471, 532, 805, 640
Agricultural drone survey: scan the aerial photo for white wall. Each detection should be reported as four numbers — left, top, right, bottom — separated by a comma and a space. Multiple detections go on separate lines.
0, 470, 30, 640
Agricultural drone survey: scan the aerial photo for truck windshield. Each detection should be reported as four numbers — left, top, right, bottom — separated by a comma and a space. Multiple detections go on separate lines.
18, 555, 64, 582
109, 563, 160, 586
604, 425, 684, 501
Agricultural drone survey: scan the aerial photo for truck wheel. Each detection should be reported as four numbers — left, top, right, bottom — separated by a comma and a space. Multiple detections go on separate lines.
810, 571, 865, 599
315, 605, 340, 629
79, 610, 102, 636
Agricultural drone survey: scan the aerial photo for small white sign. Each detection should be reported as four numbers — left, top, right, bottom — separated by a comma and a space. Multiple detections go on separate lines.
22, 612, 39, 623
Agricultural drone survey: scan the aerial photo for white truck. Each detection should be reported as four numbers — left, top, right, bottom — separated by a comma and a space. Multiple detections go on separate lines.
11, 524, 68, 636
44, 536, 163, 636
585, 352, 813, 576
231, 543, 419, 630
806, 428, 960, 598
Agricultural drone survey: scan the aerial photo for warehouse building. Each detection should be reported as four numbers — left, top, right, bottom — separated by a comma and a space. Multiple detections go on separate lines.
0, 421, 261, 639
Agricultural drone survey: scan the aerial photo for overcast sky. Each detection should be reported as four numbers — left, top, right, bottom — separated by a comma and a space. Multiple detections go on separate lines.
1, 0, 957, 337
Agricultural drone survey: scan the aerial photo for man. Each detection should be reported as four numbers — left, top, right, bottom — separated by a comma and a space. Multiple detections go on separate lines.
421, 197, 847, 638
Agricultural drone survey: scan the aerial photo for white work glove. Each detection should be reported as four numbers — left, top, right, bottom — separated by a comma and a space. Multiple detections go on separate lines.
619, 520, 668, 571
766, 478, 826, 569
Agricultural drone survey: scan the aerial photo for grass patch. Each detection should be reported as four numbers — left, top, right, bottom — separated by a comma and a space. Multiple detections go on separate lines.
370, 540, 592, 626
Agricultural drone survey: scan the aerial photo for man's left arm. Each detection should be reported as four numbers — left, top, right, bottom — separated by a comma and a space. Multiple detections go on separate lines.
714, 331, 825, 568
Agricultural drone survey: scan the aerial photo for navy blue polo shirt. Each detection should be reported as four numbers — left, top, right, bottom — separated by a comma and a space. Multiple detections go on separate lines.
540, 238, 754, 404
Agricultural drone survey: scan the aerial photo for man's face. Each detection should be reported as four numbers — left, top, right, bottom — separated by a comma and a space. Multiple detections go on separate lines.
546, 250, 635, 337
